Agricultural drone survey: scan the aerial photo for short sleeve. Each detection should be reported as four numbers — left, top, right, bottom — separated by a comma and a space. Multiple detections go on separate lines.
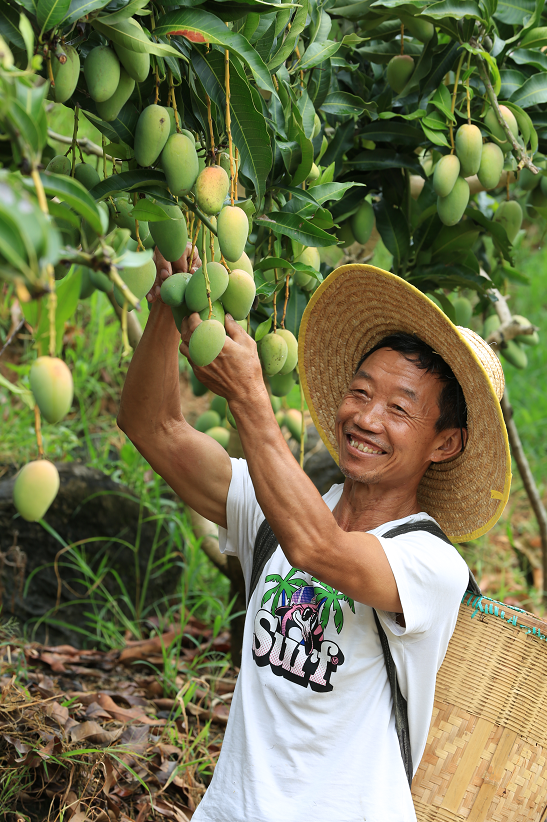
218, 458, 264, 589
376, 530, 469, 638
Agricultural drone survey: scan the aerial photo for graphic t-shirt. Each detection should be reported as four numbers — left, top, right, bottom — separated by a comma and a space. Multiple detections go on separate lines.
193, 459, 469, 822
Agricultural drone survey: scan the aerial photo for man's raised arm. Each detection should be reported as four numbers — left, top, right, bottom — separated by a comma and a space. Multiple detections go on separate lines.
117, 250, 232, 528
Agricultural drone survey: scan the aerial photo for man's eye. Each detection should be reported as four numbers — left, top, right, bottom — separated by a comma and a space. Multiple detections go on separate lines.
393, 405, 406, 414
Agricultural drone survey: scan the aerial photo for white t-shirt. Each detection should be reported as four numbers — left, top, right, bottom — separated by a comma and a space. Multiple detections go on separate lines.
193, 459, 469, 822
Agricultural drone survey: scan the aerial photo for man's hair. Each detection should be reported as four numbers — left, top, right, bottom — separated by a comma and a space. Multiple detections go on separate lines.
356, 332, 467, 434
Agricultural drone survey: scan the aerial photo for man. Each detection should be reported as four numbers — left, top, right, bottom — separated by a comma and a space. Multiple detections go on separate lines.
118, 254, 510, 822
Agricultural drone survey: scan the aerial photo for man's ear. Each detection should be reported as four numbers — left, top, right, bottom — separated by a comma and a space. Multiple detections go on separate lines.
430, 427, 467, 463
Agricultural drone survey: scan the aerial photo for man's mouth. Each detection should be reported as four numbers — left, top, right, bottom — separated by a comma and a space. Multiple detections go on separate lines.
346, 434, 386, 455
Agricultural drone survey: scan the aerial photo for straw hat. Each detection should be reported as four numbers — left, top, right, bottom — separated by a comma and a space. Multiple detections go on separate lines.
298, 264, 511, 543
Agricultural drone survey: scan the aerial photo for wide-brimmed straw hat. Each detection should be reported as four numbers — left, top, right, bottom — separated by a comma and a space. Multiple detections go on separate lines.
298, 264, 511, 543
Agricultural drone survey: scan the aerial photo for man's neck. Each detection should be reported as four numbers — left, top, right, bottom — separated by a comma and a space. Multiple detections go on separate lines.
333, 478, 422, 533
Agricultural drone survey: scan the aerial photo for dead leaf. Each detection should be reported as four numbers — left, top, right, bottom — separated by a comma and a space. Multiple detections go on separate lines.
44, 700, 70, 727
70, 721, 123, 746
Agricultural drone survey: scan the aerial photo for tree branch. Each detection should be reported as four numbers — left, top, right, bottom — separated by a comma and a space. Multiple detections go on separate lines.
47, 129, 122, 165
475, 55, 540, 175
486, 317, 538, 347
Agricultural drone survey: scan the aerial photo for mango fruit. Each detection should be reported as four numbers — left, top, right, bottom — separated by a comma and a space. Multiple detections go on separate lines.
276, 329, 298, 375
453, 296, 472, 327
477, 142, 504, 190
527, 185, 547, 218
51, 45, 80, 103
494, 200, 522, 243
437, 176, 469, 226
307, 163, 320, 182
96, 68, 135, 122
400, 14, 434, 42
46, 155, 71, 175
294, 246, 320, 287
195, 410, 221, 432
455, 125, 482, 177
225, 251, 253, 276
171, 302, 191, 332
206, 426, 230, 449
110, 199, 148, 243
161, 272, 190, 306
217, 205, 249, 262
350, 201, 375, 245
185, 262, 229, 312
197, 217, 220, 262
134, 105, 170, 167
74, 163, 100, 190
269, 370, 296, 397
210, 394, 227, 418
189, 319, 226, 366
115, 256, 156, 306
482, 313, 500, 340
90, 269, 113, 293
259, 333, 288, 376
337, 221, 355, 248
195, 166, 230, 215
113, 18, 150, 83
220, 269, 255, 320
483, 105, 518, 152
285, 408, 305, 442
386, 54, 414, 94
149, 204, 188, 262
312, 113, 321, 138
226, 406, 237, 429
13, 460, 60, 522
519, 166, 540, 191
162, 133, 199, 195
513, 314, 539, 346
80, 268, 95, 299
30, 356, 74, 424
433, 154, 460, 197
540, 176, 547, 198
167, 107, 177, 136
84, 46, 120, 103
500, 339, 527, 369
199, 299, 225, 324
190, 369, 208, 395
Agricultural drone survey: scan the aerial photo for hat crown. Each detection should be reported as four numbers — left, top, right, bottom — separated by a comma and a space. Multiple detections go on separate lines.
456, 326, 505, 402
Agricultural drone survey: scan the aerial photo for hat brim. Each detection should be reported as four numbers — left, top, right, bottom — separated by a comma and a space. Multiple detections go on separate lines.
298, 264, 511, 543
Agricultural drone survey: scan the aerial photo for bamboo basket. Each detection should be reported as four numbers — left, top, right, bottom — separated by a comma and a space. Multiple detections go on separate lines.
412, 592, 547, 822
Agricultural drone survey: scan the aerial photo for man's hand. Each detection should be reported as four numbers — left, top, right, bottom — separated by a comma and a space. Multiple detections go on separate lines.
147, 242, 201, 304
179, 313, 268, 406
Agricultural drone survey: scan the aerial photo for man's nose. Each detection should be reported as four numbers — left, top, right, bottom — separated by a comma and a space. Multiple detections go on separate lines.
353, 399, 384, 430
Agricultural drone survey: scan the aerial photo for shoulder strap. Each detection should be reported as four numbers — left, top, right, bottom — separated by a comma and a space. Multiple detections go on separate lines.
248, 519, 279, 605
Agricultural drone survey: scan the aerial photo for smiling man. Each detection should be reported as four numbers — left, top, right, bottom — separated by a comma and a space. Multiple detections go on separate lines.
118, 261, 510, 822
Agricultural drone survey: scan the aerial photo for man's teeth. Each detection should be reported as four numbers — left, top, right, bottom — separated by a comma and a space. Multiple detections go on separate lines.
349, 438, 383, 454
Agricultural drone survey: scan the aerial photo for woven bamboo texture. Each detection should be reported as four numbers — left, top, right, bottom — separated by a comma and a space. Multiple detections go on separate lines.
412, 595, 547, 821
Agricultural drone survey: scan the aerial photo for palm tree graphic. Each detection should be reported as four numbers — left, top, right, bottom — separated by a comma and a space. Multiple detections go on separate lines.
311, 578, 355, 634
262, 568, 308, 612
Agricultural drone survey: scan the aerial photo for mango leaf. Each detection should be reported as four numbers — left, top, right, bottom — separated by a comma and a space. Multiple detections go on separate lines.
255, 212, 338, 247
115, 249, 154, 268
19, 13, 34, 63
278, 286, 307, 338
320, 92, 371, 116
464, 207, 513, 260
254, 272, 278, 297
518, 26, 547, 50
0, 5, 27, 49
130, 200, 176, 222
422, 123, 450, 146
360, 122, 424, 145
254, 315, 272, 340
269, 0, 309, 71
291, 40, 342, 72
499, 69, 527, 99
92, 19, 186, 60
25, 267, 82, 356
510, 72, 547, 108
409, 264, 489, 293
96, 0, 149, 24
428, 83, 455, 121
255, 257, 322, 280
192, 49, 272, 203
90, 170, 168, 200
503, 101, 537, 151
494, 0, 535, 25
347, 149, 425, 177
0, 374, 34, 410
61, 0, 111, 25
509, 47, 547, 71
155, 8, 275, 93
379, 109, 428, 121
23, 173, 102, 234
426, 0, 485, 20
373, 199, 409, 273
37, 0, 70, 31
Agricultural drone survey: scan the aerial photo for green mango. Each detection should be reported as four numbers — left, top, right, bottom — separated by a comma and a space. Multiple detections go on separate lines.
513, 315, 539, 346
29, 356, 74, 424
205, 426, 230, 449
74, 163, 100, 190
350, 201, 375, 245
312, 112, 321, 138
285, 408, 305, 442
13, 460, 60, 522
112, 18, 150, 83
51, 45, 80, 103
96, 68, 135, 122
190, 369, 208, 395
195, 166, 230, 215
161, 133, 199, 195
195, 410, 221, 432
482, 313, 500, 340
259, 333, 288, 376
171, 302, 191, 331
437, 176, 470, 226
337, 221, 355, 248
500, 339, 527, 369
115, 255, 156, 306
433, 155, 460, 197
519, 166, 541, 191
453, 297, 472, 327
84, 46, 120, 103
225, 251, 253, 276
297, 247, 320, 270
90, 269, 113, 293
307, 163, 320, 182
219, 268, 256, 320
46, 155, 71, 175
477, 143, 504, 191
483, 105, 518, 153
217, 205, 249, 262
494, 200, 522, 243
455, 124, 483, 177
185, 262, 229, 312
149, 204, 188, 262
160, 272, 191, 306
400, 14, 434, 42
386, 54, 414, 94
276, 329, 298, 375
269, 370, 296, 397
270, 394, 282, 413
134, 104, 170, 167
189, 319, 226, 366
210, 394, 227, 418
199, 299, 225, 324
79, 268, 95, 299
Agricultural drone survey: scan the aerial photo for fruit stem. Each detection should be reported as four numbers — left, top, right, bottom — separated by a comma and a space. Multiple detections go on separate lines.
34, 405, 44, 459
465, 54, 472, 125
224, 48, 235, 207
190, 219, 201, 269
168, 70, 182, 133
108, 265, 140, 309
70, 104, 79, 178
234, 147, 239, 202
400, 23, 404, 56
154, 65, 160, 105
449, 51, 465, 153
46, 51, 55, 88
202, 228, 213, 320
206, 94, 215, 162
475, 53, 540, 174
133, 194, 145, 251
121, 300, 131, 357
209, 227, 215, 262
102, 135, 107, 180
179, 195, 218, 236
281, 274, 290, 329
47, 264, 57, 356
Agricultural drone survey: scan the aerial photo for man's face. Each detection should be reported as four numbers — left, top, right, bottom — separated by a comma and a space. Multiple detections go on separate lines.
335, 347, 457, 488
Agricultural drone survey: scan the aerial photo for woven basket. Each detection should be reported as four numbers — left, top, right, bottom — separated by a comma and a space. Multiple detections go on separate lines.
412, 593, 547, 822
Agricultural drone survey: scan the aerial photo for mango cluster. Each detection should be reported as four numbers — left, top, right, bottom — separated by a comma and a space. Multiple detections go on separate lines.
483, 313, 538, 370
337, 201, 375, 249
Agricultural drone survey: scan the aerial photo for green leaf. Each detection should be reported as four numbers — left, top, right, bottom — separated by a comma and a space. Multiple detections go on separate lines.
90, 170, 168, 200
269, 0, 309, 71
19, 13, 34, 63
192, 49, 272, 203
292, 40, 342, 72
426, 0, 485, 20
320, 91, 372, 116
255, 315, 273, 341
96, 0, 148, 24
510, 72, 547, 108
307, 182, 365, 204
518, 26, 547, 49
0, 5, 25, 50
29, 267, 82, 356
37, 0, 70, 31
494, 0, 535, 25
463, 206, 513, 260
61, 0, 109, 25
373, 199, 409, 273
255, 212, 338, 247
379, 109, 428, 121
130, 200, 176, 222
347, 149, 425, 177
92, 19, 186, 61
502, 101, 537, 151
32, 173, 103, 234
155, 9, 275, 93
429, 84, 456, 122
421, 123, 450, 146
0, 374, 34, 409
360, 122, 423, 145
115, 249, 154, 268
499, 69, 527, 99
279, 286, 307, 338
509, 48, 547, 71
